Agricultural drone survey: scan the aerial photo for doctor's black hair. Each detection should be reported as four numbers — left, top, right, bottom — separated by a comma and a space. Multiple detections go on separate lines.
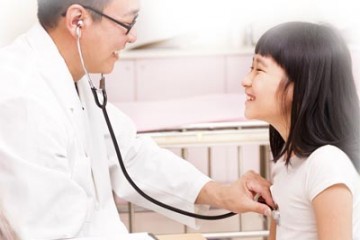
37, 0, 113, 29
255, 22, 360, 171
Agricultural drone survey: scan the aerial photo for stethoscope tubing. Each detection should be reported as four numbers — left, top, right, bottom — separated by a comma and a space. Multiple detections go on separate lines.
77, 25, 235, 219
92, 87, 236, 220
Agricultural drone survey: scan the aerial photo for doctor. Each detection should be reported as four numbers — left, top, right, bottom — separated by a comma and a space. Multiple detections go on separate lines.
0, 0, 274, 239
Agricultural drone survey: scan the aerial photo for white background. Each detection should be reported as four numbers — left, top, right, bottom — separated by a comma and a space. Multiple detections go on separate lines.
0, 0, 359, 48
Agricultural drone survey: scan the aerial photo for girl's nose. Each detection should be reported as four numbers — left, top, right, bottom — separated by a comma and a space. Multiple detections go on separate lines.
241, 73, 252, 88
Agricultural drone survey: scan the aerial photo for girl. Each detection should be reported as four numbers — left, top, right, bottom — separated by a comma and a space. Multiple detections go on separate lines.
242, 22, 360, 240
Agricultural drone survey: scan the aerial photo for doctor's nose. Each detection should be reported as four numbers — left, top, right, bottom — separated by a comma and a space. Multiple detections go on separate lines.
126, 28, 137, 44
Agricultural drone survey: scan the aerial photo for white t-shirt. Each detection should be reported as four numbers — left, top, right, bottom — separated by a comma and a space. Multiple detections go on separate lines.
271, 145, 360, 240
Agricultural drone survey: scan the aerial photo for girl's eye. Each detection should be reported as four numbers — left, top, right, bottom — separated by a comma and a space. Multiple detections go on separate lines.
250, 66, 265, 73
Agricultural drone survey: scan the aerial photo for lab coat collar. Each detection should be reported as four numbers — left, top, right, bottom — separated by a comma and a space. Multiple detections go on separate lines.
25, 23, 83, 115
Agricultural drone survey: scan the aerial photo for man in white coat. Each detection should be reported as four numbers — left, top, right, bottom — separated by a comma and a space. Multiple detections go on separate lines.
0, 0, 275, 239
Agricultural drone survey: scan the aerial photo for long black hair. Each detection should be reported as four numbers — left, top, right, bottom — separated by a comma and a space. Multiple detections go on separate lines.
255, 22, 360, 171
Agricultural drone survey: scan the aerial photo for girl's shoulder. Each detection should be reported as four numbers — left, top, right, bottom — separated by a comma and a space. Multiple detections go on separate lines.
306, 144, 356, 175
305, 145, 359, 200
308, 145, 347, 160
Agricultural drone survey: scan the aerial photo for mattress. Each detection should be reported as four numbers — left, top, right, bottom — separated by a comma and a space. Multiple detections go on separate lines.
113, 93, 251, 132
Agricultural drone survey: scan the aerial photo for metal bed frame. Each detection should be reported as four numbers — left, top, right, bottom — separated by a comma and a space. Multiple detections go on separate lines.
120, 120, 272, 239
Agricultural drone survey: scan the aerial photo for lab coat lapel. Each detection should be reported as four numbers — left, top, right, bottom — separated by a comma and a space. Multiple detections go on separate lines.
27, 23, 112, 204
27, 24, 86, 135
27, 24, 94, 189
77, 77, 113, 204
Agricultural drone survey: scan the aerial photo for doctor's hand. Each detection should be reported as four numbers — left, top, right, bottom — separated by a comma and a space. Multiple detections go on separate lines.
196, 170, 275, 216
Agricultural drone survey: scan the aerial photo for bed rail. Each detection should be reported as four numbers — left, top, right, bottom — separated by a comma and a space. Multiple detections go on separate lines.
120, 121, 271, 239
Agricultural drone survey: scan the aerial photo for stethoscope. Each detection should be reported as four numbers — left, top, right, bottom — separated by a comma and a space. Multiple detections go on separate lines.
254, 193, 280, 225
75, 22, 281, 223
75, 21, 236, 220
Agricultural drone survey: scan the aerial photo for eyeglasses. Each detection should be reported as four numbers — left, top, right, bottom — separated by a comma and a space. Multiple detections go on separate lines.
83, 5, 136, 35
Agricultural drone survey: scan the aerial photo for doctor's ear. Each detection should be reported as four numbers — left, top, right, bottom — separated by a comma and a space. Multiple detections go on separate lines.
64, 4, 89, 38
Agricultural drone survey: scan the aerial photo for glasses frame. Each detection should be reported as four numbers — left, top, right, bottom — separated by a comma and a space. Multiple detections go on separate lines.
83, 5, 136, 35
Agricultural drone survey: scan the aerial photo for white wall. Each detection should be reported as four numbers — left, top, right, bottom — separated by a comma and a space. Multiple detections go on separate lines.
1, 0, 358, 49
133, 0, 360, 49
0, 0, 38, 48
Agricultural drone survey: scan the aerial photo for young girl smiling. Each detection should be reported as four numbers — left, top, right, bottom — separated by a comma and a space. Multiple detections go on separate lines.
242, 22, 360, 240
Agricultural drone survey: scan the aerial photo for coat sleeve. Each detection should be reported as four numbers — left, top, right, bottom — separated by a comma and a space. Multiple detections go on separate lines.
105, 104, 211, 228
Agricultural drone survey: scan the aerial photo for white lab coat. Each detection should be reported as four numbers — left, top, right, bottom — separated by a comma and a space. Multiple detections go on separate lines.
0, 23, 211, 240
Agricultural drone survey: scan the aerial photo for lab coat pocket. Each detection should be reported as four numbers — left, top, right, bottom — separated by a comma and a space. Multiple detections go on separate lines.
71, 153, 97, 204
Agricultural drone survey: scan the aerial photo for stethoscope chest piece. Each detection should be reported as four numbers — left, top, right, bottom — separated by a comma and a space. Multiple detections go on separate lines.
254, 193, 280, 225
272, 208, 280, 225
